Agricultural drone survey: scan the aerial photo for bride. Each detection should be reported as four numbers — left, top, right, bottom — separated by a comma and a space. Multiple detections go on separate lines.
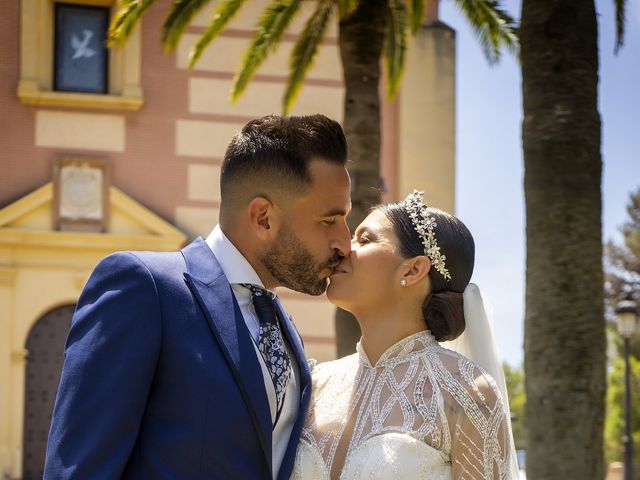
292, 191, 519, 479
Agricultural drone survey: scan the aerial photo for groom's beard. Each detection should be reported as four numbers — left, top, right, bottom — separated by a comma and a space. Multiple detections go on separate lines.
262, 224, 342, 296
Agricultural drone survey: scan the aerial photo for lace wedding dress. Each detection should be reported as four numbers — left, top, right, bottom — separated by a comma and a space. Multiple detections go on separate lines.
291, 331, 513, 480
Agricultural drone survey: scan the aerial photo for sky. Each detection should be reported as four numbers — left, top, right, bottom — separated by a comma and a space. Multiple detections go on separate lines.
438, 0, 640, 366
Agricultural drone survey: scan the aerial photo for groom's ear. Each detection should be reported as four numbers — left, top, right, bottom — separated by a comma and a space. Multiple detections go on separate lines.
400, 256, 432, 287
247, 196, 285, 241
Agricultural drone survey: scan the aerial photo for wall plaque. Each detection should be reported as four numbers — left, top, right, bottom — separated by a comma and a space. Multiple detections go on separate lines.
53, 158, 110, 232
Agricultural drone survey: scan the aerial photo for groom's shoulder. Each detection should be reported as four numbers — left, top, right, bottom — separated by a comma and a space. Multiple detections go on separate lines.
95, 248, 186, 283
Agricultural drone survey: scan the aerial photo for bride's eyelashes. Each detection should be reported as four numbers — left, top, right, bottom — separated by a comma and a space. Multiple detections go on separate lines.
352, 231, 373, 245
358, 235, 371, 245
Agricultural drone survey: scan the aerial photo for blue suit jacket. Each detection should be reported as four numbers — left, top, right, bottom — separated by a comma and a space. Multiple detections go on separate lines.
44, 238, 312, 479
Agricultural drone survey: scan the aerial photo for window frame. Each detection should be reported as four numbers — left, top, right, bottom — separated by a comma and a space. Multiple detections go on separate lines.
53, 2, 111, 95
18, 0, 143, 110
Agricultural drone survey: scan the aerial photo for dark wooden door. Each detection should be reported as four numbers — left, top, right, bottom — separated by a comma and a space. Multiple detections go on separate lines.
22, 305, 74, 480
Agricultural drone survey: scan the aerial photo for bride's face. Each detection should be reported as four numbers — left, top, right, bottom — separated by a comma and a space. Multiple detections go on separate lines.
327, 209, 405, 310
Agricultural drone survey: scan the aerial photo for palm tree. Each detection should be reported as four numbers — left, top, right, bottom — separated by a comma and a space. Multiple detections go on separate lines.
109, 0, 517, 356
520, 0, 627, 477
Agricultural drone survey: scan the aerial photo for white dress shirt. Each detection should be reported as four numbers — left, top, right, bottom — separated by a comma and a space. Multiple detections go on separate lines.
206, 225, 300, 478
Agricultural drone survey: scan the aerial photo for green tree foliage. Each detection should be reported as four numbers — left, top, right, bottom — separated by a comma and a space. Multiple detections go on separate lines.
604, 187, 640, 476
605, 187, 640, 304
605, 188, 640, 358
108, 0, 518, 113
604, 355, 640, 475
504, 362, 526, 450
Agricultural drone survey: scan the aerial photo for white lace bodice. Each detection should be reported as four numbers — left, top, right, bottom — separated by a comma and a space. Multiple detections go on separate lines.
291, 331, 512, 479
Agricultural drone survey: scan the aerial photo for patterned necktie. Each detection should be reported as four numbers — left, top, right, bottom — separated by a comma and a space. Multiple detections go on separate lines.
241, 284, 291, 424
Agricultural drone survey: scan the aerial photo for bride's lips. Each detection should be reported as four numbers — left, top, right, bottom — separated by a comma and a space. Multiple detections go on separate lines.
331, 265, 348, 275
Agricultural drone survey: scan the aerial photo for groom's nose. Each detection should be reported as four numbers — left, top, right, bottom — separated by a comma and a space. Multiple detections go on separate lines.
330, 218, 351, 257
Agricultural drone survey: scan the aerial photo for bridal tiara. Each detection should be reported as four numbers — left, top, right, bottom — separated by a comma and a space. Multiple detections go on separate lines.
401, 190, 451, 281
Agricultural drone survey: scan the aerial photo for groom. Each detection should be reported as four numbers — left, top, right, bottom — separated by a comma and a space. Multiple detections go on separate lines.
44, 114, 352, 479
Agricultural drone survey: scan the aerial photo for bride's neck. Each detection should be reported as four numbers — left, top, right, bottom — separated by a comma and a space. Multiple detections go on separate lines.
355, 303, 426, 365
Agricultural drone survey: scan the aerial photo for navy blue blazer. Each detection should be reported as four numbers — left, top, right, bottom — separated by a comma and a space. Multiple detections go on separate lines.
44, 238, 312, 479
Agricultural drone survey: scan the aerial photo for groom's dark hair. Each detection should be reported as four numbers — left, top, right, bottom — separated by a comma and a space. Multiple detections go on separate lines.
219, 114, 347, 222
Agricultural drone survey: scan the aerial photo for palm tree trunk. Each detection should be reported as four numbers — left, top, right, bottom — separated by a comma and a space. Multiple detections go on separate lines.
521, 1, 605, 478
335, 0, 388, 357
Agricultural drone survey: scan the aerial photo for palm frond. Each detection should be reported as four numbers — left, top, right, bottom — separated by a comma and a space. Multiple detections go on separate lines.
338, 0, 360, 19
453, 0, 519, 64
162, 0, 212, 53
614, 0, 626, 54
189, 0, 247, 67
108, 0, 157, 47
283, 1, 334, 113
410, 0, 424, 34
231, 0, 304, 101
384, 0, 408, 97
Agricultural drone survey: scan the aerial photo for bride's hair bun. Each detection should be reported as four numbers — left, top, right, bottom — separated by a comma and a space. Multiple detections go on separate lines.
422, 291, 465, 341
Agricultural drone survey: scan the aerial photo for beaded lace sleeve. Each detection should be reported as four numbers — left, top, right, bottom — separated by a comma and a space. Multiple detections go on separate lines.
444, 360, 512, 479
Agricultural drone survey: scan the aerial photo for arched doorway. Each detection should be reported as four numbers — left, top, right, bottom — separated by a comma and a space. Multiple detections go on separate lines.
22, 304, 75, 480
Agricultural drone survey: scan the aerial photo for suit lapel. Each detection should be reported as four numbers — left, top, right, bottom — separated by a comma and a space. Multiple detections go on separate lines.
276, 304, 311, 391
182, 238, 272, 472
275, 303, 312, 480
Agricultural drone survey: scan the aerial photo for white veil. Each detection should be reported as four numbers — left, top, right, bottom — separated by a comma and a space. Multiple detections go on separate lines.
441, 283, 520, 479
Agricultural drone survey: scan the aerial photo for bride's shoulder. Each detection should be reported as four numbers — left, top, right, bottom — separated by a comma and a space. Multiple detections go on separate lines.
427, 346, 502, 405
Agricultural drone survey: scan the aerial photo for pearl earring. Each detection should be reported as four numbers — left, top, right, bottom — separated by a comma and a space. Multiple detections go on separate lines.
400, 279, 407, 286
